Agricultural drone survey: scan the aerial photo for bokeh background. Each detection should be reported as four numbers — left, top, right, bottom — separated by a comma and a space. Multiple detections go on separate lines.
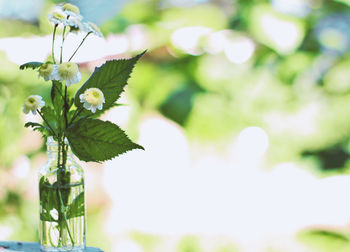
1, 0, 350, 251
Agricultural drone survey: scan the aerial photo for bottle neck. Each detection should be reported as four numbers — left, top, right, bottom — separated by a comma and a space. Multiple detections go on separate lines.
46, 137, 73, 161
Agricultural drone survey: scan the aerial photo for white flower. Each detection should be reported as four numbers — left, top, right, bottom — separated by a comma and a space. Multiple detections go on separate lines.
79, 88, 105, 113
23, 95, 45, 115
38, 63, 59, 81
48, 11, 68, 26
58, 62, 81, 86
58, 3, 82, 19
67, 17, 83, 33
83, 22, 103, 37
49, 4, 82, 28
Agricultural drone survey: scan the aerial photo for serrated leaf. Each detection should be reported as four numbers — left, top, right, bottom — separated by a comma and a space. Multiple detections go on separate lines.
66, 118, 144, 162
33, 127, 44, 133
74, 51, 146, 117
19, 61, 43, 70
25, 122, 47, 134
24, 122, 43, 128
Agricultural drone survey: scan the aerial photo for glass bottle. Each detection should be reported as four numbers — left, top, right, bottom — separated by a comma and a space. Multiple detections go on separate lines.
39, 136, 86, 251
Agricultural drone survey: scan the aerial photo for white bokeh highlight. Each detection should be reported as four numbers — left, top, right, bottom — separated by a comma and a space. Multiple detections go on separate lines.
102, 116, 350, 251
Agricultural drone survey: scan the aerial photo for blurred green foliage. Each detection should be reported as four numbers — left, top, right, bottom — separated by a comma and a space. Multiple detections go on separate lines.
298, 230, 350, 252
1, 0, 350, 251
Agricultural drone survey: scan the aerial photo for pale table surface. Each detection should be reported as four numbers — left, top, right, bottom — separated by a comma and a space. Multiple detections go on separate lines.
0, 241, 103, 251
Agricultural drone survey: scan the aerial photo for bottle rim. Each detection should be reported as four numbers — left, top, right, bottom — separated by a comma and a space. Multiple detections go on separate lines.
46, 136, 69, 147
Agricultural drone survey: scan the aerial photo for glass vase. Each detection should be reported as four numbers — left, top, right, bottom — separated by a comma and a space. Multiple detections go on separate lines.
39, 137, 86, 251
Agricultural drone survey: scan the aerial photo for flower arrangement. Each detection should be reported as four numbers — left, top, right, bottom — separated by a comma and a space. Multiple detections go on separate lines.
19, 3, 144, 251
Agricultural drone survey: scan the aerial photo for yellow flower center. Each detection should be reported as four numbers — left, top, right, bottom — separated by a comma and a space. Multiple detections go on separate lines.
52, 12, 65, 20
84, 88, 104, 106
25, 96, 39, 108
39, 63, 53, 78
62, 3, 80, 15
58, 62, 78, 79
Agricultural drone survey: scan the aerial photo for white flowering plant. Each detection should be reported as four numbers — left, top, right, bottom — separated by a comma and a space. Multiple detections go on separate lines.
20, 3, 145, 163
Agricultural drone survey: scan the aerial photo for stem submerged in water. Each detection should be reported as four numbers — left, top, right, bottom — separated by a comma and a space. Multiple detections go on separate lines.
55, 139, 74, 248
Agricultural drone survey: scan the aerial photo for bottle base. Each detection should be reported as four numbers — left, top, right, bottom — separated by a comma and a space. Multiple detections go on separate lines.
40, 244, 85, 252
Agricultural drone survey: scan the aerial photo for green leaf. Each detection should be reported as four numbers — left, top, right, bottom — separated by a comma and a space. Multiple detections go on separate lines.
74, 51, 146, 116
19, 61, 43, 70
51, 81, 64, 118
24, 122, 46, 134
39, 177, 59, 222
39, 178, 85, 222
24, 122, 43, 128
67, 192, 85, 219
41, 106, 56, 123
78, 102, 123, 119
334, 0, 350, 6
66, 118, 144, 162
41, 106, 58, 137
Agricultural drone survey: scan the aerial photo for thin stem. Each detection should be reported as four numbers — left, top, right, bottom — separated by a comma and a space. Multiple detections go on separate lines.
53, 81, 65, 100
60, 25, 67, 63
57, 136, 61, 172
37, 109, 57, 138
68, 32, 91, 62
58, 190, 75, 247
56, 140, 74, 247
69, 107, 83, 125
56, 140, 62, 246
64, 86, 68, 128
52, 25, 58, 64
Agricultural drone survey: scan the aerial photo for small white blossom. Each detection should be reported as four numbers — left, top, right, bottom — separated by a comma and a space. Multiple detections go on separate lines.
79, 88, 105, 113
48, 11, 68, 26
67, 17, 83, 33
50, 4, 82, 28
23, 95, 45, 115
58, 62, 81, 86
58, 3, 82, 20
38, 63, 59, 81
83, 22, 103, 37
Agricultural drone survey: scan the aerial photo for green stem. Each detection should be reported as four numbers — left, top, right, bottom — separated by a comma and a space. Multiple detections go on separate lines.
69, 107, 83, 125
52, 25, 57, 64
57, 139, 63, 246
53, 81, 65, 100
57, 135, 61, 173
56, 140, 74, 247
58, 184, 75, 247
57, 25, 73, 244
60, 26, 67, 63
68, 32, 91, 62
36, 109, 57, 138
64, 86, 68, 128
